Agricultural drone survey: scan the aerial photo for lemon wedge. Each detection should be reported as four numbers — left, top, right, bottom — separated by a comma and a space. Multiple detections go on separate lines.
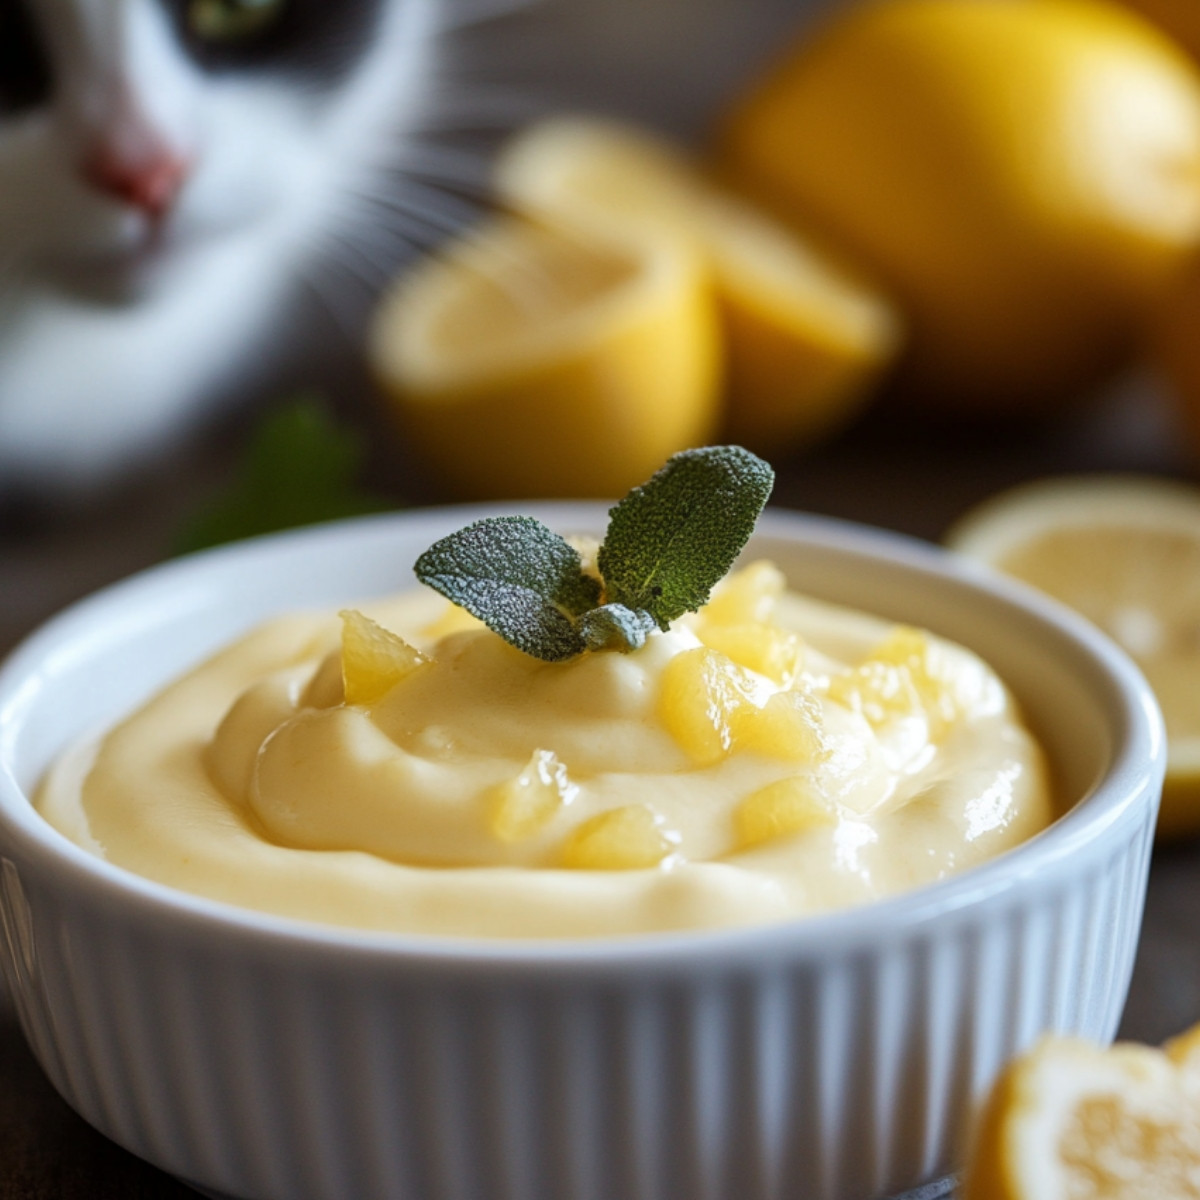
495, 115, 901, 456
370, 212, 721, 499
964, 1022, 1200, 1199
946, 475, 1200, 837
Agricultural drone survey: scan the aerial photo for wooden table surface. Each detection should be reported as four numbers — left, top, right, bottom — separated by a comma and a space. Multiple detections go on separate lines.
2, 379, 1197, 1199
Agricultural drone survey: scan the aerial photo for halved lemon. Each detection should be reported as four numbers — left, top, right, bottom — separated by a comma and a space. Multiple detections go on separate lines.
946, 474, 1200, 837
495, 115, 901, 456
963, 1022, 1200, 1199
370, 212, 721, 499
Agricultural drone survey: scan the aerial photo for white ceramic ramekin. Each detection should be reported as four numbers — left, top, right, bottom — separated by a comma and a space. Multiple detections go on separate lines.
0, 505, 1164, 1200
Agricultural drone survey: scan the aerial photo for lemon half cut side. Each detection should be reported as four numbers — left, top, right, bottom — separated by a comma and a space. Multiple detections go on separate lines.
964, 1023, 1200, 1199
946, 474, 1200, 837
370, 212, 722, 500
495, 114, 902, 456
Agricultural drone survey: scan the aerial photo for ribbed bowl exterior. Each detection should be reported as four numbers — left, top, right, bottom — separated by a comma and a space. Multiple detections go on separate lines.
1, 809, 1154, 1200
0, 506, 1165, 1200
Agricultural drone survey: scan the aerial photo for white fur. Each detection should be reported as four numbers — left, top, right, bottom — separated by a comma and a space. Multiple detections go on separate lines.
0, 0, 438, 493
0, 0, 831, 495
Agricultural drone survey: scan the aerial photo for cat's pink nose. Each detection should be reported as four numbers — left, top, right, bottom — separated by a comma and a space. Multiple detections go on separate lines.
82, 145, 191, 220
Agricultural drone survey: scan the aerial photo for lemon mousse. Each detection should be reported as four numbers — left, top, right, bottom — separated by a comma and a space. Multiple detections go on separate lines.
35, 557, 1052, 938
35, 448, 1053, 938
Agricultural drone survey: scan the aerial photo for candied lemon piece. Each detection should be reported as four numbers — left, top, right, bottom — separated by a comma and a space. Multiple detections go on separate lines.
870, 627, 966, 734
659, 646, 763, 765
490, 748, 576, 842
660, 645, 821, 765
736, 690, 825, 761
560, 804, 675, 870
828, 627, 963, 739
696, 622, 802, 684
736, 776, 837, 849
702, 560, 788, 626
963, 1020, 1200, 1200
828, 655, 917, 727
340, 609, 430, 706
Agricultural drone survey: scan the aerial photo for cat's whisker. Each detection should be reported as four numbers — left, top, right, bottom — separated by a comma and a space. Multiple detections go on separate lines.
348, 147, 646, 317
296, 271, 362, 346
362, 203, 613, 317
0, 0, 566, 490
381, 171, 487, 217
334, 219, 437, 275
353, 157, 496, 210
318, 218, 426, 276
386, 143, 496, 196
381, 166, 496, 208
300, 235, 401, 343
377, 165, 497, 209
322, 227, 404, 293
330, 199, 452, 281
349, 183, 482, 242
345, 189, 446, 233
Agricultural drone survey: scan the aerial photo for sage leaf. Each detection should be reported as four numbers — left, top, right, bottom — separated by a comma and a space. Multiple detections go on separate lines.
175, 395, 394, 555
598, 446, 774, 629
579, 604, 658, 654
415, 516, 601, 662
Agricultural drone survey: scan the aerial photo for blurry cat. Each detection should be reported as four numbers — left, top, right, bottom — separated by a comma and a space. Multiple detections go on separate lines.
0, 0, 492, 497
0, 0, 822, 499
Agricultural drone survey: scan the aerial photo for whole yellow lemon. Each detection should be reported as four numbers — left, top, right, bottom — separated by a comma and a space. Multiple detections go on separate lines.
718, 0, 1200, 412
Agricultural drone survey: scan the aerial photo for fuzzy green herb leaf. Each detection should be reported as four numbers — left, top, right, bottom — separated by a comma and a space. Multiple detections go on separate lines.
414, 516, 601, 662
598, 446, 774, 630
412, 446, 773, 662
174, 395, 394, 555
579, 604, 658, 654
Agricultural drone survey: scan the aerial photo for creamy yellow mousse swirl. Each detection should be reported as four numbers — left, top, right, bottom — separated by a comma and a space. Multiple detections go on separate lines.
37, 562, 1053, 938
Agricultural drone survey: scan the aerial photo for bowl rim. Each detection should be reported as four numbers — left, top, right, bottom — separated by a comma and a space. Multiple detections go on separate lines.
0, 503, 1165, 974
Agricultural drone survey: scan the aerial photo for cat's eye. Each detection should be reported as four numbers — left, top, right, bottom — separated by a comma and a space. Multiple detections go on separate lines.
188, 0, 285, 43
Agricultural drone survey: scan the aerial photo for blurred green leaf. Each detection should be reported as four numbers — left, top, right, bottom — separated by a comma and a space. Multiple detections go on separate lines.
175, 395, 397, 555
